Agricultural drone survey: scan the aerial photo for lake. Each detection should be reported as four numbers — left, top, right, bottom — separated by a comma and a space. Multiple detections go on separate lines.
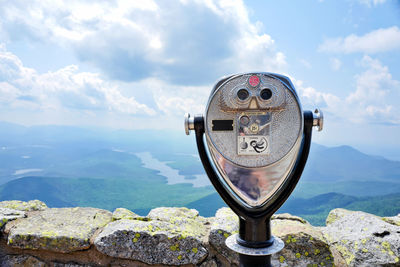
135, 152, 211, 188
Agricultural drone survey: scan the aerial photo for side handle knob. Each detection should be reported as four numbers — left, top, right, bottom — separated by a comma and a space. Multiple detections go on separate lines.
184, 113, 195, 135
313, 108, 324, 132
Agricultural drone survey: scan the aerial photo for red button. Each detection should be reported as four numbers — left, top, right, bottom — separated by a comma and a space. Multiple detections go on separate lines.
248, 75, 260, 87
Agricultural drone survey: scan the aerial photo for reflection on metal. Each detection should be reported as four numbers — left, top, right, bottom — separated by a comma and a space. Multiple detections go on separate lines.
204, 73, 303, 207
210, 141, 301, 207
313, 108, 324, 132
184, 113, 195, 135
226, 234, 284, 256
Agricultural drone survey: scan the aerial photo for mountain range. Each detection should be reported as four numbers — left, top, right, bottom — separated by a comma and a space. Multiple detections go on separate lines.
0, 121, 399, 225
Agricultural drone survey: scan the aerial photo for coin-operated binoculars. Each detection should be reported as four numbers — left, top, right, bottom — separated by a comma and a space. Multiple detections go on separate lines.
185, 73, 323, 267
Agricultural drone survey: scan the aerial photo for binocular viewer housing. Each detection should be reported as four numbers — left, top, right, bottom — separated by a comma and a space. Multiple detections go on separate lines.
186, 72, 323, 209
185, 72, 323, 264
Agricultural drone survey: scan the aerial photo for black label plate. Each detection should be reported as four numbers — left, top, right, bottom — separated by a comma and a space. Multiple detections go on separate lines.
212, 120, 234, 131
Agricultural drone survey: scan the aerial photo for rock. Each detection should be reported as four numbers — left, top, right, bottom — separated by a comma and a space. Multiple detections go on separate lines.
0, 200, 47, 211
322, 208, 400, 266
6, 207, 112, 253
95, 207, 208, 265
0, 254, 45, 267
198, 258, 218, 267
1, 201, 400, 267
208, 207, 239, 265
272, 213, 307, 224
325, 208, 353, 225
208, 208, 333, 267
148, 207, 200, 222
147, 207, 209, 239
112, 207, 149, 221
0, 208, 26, 228
272, 213, 333, 267
52, 263, 94, 267
382, 214, 400, 227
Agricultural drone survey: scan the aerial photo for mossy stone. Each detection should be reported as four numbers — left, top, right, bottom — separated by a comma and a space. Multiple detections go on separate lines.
0, 200, 47, 211
95, 207, 208, 265
112, 207, 149, 221
322, 209, 400, 266
6, 207, 112, 253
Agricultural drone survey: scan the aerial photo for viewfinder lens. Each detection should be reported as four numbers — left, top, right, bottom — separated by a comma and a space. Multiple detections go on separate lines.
260, 89, 272, 100
237, 89, 249, 101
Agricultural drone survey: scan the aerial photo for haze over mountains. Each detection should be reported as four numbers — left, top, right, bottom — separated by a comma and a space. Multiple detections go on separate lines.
0, 121, 399, 225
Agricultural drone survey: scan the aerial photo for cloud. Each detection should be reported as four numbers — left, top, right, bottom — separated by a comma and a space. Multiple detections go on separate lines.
116, 77, 210, 117
0, 43, 214, 125
358, 0, 387, 7
296, 56, 400, 125
293, 79, 341, 112
318, 26, 400, 54
0, 0, 288, 126
299, 59, 312, 69
0, 45, 155, 116
346, 55, 400, 124
150, 81, 209, 116
330, 58, 341, 71
0, 0, 286, 85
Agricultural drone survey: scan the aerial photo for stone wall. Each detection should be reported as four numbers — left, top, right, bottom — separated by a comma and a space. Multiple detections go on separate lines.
0, 200, 399, 267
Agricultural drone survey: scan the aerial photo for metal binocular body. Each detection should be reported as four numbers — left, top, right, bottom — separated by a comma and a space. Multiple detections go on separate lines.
185, 72, 323, 267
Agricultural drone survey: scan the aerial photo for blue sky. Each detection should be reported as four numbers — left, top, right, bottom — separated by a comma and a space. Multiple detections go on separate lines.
0, 0, 399, 159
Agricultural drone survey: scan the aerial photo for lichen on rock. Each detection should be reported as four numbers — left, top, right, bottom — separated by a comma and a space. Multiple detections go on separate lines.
272, 213, 334, 267
5, 207, 112, 253
148, 207, 201, 222
325, 208, 353, 225
272, 213, 307, 224
208, 207, 239, 265
382, 214, 400, 227
94, 207, 209, 265
209, 208, 334, 267
0, 208, 26, 229
148, 207, 209, 239
0, 200, 399, 267
322, 208, 400, 266
0, 200, 47, 211
112, 207, 149, 221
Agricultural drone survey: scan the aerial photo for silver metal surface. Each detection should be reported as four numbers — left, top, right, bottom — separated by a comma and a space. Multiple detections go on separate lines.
205, 73, 302, 167
210, 141, 301, 207
313, 108, 324, 132
226, 234, 284, 256
184, 113, 194, 135
204, 73, 303, 207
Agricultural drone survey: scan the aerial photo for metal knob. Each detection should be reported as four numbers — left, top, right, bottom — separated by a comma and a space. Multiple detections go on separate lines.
313, 108, 323, 132
184, 113, 195, 135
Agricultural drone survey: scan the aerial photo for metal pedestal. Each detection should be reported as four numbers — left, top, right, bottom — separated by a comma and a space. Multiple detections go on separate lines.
226, 234, 284, 267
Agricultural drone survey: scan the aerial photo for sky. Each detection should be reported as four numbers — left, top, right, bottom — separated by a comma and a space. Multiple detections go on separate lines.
0, 0, 399, 159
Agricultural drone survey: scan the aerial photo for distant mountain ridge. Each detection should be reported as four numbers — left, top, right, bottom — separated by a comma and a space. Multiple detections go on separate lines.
2, 175, 397, 226
187, 191, 400, 225
0, 176, 213, 215
0, 121, 399, 226
1, 121, 399, 184
1, 121, 400, 189
303, 143, 400, 182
